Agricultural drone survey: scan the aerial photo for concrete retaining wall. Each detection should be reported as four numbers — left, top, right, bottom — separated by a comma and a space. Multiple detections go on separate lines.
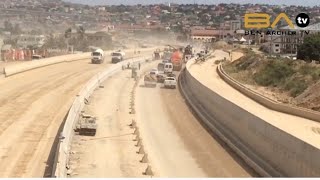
179, 60, 320, 177
218, 65, 320, 123
52, 56, 153, 178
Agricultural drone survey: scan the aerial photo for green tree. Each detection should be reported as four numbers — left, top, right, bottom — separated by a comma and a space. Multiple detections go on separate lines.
297, 33, 320, 62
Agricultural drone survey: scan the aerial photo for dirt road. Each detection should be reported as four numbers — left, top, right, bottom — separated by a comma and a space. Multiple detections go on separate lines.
135, 71, 255, 177
189, 50, 320, 150
0, 50, 153, 177
68, 60, 160, 177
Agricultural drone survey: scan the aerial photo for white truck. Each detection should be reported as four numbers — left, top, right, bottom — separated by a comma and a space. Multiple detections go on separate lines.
91, 49, 105, 64
164, 77, 177, 89
111, 50, 125, 63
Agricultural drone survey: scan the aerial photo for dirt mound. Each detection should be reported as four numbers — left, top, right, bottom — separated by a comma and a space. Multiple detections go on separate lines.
212, 41, 232, 49
295, 81, 320, 111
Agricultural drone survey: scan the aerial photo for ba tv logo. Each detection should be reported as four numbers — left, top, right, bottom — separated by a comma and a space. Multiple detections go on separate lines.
244, 13, 310, 29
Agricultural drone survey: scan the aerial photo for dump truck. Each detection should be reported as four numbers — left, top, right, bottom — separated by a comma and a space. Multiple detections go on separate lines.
111, 51, 125, 63
144, 73, 157, 87
171, 50, 183, 71
91, 49, 105, 64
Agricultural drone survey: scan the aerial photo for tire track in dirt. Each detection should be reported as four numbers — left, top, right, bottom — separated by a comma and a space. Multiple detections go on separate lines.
0, 61, 108, 177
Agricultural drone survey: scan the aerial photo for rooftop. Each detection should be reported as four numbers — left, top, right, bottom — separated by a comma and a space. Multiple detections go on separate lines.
280, 22, 320, 31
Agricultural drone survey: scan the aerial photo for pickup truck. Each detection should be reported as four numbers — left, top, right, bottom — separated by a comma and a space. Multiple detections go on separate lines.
163, 77, 177, 89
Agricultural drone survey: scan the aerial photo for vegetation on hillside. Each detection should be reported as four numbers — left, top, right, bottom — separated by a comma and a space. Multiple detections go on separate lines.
297, 33, 320, 62
224, 52, 320, 97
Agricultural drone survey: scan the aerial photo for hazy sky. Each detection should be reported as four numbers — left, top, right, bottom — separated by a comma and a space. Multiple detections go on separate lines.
63, 0, 319, 6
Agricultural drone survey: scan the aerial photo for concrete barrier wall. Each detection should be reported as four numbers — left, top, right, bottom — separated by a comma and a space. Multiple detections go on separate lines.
4, 53, 91, 77
4, 47, 158, 77
218, 65, 320, 123
179, 60, 320, 177
52, 56, 152, 178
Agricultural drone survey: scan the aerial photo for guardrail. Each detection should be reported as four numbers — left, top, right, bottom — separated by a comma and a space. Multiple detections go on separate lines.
52, 56, 153, 178
179, 59, 320, 177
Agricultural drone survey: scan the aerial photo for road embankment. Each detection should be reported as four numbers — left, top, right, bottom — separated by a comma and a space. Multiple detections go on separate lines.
179, 52, 320, 177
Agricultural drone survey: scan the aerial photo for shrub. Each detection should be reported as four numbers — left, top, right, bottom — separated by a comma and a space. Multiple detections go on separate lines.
253, 60, 294, 86
285, 79, 308, 97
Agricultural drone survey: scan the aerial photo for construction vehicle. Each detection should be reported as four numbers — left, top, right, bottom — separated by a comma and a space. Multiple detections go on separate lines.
183, 45, 193, 62
111, 50, 125, 63
144, 73, 157, 87
91, 49, 105, 64
171, 50, 183, 71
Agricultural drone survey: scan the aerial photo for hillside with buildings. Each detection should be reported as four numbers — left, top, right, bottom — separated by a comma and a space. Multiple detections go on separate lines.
1, 0, 320, 60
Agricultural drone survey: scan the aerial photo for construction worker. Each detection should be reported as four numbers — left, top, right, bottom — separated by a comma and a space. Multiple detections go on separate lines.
138, 62, 141, 70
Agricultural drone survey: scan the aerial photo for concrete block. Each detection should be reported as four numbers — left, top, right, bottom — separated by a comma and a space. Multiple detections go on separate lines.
136, 138, 143, 147
133, 127, 139, 135
133, 135, 139, 141
137, 145, 145, 154
143, 165, 154, 176
129, 119, 136, 128
140, 153, 148, 163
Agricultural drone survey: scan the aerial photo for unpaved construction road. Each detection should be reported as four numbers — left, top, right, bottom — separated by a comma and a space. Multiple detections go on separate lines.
68, 60, 160, 178
0, 50, 153, 177
135, 71, 256, 177
67, 58, 256, 177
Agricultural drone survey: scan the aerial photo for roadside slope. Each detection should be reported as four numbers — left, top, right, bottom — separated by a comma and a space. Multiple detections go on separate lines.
188, 50, 320, 155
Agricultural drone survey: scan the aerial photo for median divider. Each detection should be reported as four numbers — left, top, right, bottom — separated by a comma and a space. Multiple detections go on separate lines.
179, 59, 320, 177
52, 55, 152, 178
